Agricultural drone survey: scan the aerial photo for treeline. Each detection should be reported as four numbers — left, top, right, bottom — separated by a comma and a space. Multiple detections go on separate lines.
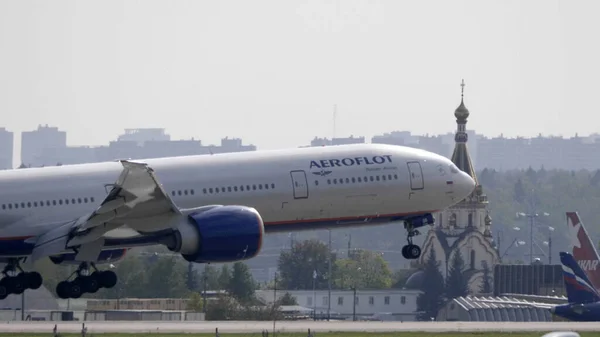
33, 240, 409, 299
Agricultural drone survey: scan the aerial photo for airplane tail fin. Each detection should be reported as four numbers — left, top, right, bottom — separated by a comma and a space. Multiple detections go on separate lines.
566, 212, 600, 291
560, 251, 600, 304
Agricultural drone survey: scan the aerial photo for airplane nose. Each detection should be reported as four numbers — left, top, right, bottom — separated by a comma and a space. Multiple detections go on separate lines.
456, 171, 476, 198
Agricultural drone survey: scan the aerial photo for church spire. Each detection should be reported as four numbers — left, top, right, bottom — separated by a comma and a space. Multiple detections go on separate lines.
450, 79, 478, 185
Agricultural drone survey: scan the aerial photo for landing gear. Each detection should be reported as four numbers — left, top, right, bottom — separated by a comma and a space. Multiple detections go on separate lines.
401, 213, 435, 260
0, 259, 43, 300
56, 262, 117, 299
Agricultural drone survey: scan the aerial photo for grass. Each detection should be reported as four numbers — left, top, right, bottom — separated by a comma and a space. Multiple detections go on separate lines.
0, 333, 596, 337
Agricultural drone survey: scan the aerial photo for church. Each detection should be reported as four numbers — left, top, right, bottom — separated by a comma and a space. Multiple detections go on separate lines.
406, 80, 499, 294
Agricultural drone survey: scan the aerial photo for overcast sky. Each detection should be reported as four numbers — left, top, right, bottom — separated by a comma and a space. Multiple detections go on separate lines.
1, 0, 597, 154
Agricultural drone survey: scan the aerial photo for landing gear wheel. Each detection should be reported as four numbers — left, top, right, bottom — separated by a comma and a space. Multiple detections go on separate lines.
98, 271, 117, 289
25, 272, 43, 290
81, 275, 100, 294
6, 274, 26, 295
67, 280, 83, 299
0, 279, 8, 300
56, 281, 70, 299
408, 244, 421, 259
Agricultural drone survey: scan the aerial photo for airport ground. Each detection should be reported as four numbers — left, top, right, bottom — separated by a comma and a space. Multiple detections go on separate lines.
0, 333, 598, 337
0, 322, 596, 335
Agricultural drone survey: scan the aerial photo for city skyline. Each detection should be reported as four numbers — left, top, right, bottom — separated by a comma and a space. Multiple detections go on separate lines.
6, 124, 600, 171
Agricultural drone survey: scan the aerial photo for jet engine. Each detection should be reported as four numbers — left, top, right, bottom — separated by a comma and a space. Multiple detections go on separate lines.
49, 249, 128, 265
167, 205, 264, 263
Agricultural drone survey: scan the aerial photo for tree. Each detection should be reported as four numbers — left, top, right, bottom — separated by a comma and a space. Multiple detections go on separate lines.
445, 250, 468, 299
277, 239, 334, 290
227, 262, 255, 304
391, 269, 415, 289
416, 249, 445, 321
201, 265, 220, 291
480, 261, 493, 294
218, 265, 231, 290
187, 292, 204, 312
277, 292, 298, 305
513, 178, 526, 203
334, 249, 392, 289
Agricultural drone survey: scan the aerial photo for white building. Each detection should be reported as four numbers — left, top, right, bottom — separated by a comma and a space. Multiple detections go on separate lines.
255, 289, 421, 321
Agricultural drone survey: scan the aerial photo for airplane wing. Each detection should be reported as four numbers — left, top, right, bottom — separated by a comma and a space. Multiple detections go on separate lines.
29, 160, 181, 264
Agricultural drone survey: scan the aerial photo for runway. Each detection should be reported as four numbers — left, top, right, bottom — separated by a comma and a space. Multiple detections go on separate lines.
0, 321, 596, 334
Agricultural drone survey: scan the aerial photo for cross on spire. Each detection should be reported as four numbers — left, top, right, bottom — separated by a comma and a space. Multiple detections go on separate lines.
460, 79, 465, 98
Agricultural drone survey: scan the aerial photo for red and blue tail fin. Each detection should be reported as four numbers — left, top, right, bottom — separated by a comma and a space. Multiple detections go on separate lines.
560, 251, 600, 304
566, 212, 600, 291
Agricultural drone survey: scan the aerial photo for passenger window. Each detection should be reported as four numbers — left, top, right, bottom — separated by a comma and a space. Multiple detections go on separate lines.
253, 185, 257, 190
333, 179, 337, 184
259, 184, 263, 190
8, 204, 12, 209
315, 180, 319, 186
91, 197, 95, 202
394, 174, 398, 180
357, 177, 362, 182
209, 188, 213, 193
246, 185, 250, 190
370, 176, 374, 182
234, 186, 238, 192
376, 176, 380, 181
34, 202, 38, 207
351, 177, 356, 183
265, 184, 269, 189
190, 189, 195, 195
59, 200, 63, 205
388, 174, 392, 180
240, 186, 244, 191
14, 204, 18, 209
72, 198, 76, 204
339, 179, 343, 184
228, 187, 232, 192
271, 183, 275, 189
382, 175, 387, 181
345, 178, 349, 183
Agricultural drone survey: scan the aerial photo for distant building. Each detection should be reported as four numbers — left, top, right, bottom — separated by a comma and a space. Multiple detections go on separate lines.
0, 128, 13, 169
19, 127, 257, 166
255, 289, 421, 321
415, 80, 499, 294
117, 128, 171, 145
21, 125, 67, 167
308, 136, 365, 147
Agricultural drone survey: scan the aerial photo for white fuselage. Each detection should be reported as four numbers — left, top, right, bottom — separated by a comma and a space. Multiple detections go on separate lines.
0, 143, 474, 256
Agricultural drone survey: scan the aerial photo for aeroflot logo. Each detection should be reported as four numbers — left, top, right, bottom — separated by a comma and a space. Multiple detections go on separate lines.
309, 155, 393, 169
578, 260, 599, 271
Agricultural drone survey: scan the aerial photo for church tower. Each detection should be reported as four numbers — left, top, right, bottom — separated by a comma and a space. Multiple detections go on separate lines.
415, 80, 499, 294
440, 79, 492, 239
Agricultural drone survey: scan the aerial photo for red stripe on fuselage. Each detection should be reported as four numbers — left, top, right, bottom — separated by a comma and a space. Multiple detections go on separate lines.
263, 210, 438, 226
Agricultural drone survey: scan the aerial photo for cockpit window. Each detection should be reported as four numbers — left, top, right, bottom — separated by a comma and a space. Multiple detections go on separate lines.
449, 164, 459, 174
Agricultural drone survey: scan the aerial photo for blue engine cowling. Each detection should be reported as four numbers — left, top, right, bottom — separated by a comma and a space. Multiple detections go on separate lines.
49, 249, 128, 265
177, 205, 264, 263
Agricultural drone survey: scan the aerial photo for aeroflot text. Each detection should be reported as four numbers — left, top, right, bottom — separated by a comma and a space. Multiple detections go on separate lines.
309, 155, 393, 169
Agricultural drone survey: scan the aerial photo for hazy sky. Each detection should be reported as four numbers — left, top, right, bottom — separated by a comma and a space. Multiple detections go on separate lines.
1, 0, 598, 153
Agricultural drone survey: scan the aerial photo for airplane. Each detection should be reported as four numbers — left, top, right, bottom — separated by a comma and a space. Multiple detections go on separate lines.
476, 252, 600, 321
549, 252, 600, 321
0, 143, 475, 300
566, 212, 600, 291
